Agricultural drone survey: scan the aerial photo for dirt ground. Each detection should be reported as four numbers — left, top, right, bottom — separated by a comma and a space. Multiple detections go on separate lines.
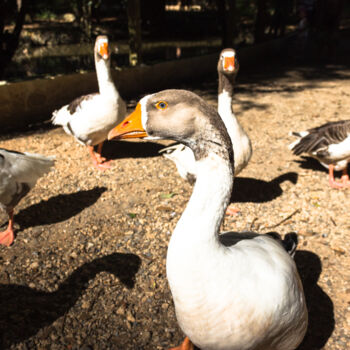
0, 51, 350, 349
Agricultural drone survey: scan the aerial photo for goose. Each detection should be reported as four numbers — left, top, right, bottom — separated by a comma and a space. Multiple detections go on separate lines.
108, 89, 308, 350
289, 119, 350, 188
52, 35, 126, 170
160, 48, 252, 214
0, 148, 55, 246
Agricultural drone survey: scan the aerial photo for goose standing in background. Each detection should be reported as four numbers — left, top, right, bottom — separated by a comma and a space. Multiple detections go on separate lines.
289, 119, 350, 188
160, 49, 252, 214
52, 35, 126, 170
0, 149, 55, 246
108, 89, 307, 350
217, 48, 252, 175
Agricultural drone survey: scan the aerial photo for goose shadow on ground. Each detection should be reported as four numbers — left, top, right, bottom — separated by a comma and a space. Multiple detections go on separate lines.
230, 172, 298, 203
295, 250, 335, 349
12, 186, 107, 230
295, 156, 328, 173
295, 156, 350, 177
101, 140, 164, 160
0, 252, 141, 349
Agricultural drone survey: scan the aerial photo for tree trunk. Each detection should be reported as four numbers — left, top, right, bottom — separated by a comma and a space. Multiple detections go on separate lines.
75, 0, 95, 39
217, 0, 236, 48
0, 0, 27, 79
127, 0, 142, 66
254, 0, 268, 43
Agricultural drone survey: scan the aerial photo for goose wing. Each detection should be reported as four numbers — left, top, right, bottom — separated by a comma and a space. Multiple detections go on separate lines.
0, 149, 55, 209
219, 231, 298, 257
290, 120, 350, 156
51, 93, 99, 127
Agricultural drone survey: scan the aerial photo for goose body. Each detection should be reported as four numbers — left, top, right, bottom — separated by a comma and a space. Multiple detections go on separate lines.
0, 148, 55, 246
289, 119, 350, 188
160, 49, 252, 181
52, 35, 126, 170
108, 89, 307, 350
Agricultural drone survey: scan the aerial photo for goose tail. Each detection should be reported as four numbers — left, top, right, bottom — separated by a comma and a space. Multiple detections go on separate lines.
288, 131, 309, 152
282, 232, 298, 258
51, 106, 71, 126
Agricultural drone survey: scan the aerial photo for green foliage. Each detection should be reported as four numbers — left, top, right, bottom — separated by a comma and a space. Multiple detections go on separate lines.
35, 10, 57, 21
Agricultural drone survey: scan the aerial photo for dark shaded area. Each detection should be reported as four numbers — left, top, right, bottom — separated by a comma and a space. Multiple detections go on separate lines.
230, 172, 298, 203
14, 187, 107, 229
0, 252, 141, 349
295, 156, 329, 173
102, 140, 165, 160
295, 250, 335, 350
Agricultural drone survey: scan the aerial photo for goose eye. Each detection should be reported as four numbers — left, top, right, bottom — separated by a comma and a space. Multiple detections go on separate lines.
156, 101, 168, 110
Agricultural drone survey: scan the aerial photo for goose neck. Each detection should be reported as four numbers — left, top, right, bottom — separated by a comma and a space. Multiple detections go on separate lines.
170, 152, 233, 251
95, 58, 118, 97
218, 73, 235, 116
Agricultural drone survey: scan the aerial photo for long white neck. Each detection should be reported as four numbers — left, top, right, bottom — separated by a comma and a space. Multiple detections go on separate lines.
95, 58, 119, 97
218, 86, 252, 175
167, 152, 233, 279
218, 89, 243, 137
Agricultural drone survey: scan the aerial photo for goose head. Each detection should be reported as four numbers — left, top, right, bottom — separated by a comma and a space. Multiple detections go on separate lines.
217, 48, 239, 78
108, 89, 233, 162
95, 35, 110, 61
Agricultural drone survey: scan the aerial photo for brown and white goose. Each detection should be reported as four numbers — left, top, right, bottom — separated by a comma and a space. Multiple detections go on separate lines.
52, 35, 126, 170
160, 49, 252, 214
0, 148, 55, 246
108, 89, 308, 350
289, 120, 350, 188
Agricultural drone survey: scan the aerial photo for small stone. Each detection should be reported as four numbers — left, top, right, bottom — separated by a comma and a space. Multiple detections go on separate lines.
126, 311, 135, 323
30, 261, 39, 269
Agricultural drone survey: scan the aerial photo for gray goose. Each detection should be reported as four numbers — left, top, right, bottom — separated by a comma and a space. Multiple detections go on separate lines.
52, 35, 126, 170
108, 89, 307, 350
289, 119, 350, 188
160, 49, 252, 214
0, 148, 55, 246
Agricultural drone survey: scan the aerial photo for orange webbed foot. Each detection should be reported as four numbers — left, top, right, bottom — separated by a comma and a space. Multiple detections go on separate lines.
88, 145, 111, 171
328, 165, 350, 189
0, 227, 14, 247
168, 337, 195, 350
91, 159, 111, 171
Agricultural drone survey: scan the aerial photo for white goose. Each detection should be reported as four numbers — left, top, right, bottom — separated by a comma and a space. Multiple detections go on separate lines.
160, 48, 252, 180
0, 148, 55, 246
52, 35, 126, 170
289, 119, 350, 188
108, 89, 308, 350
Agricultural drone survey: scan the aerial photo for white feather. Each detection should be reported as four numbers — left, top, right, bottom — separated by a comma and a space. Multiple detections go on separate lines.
51, 37, 126, 147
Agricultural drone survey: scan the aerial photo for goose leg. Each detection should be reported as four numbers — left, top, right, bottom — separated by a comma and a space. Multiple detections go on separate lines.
168, 337, 195, 350
340, 168, 350, 187
0, 210, 15, 247
87, 145, 111, 170
329, 165, 350, 189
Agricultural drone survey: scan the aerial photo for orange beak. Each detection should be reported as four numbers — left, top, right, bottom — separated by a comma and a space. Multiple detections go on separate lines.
223, 56, 235, 72
98, 42, 109, 59
108, 103, 148, 140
